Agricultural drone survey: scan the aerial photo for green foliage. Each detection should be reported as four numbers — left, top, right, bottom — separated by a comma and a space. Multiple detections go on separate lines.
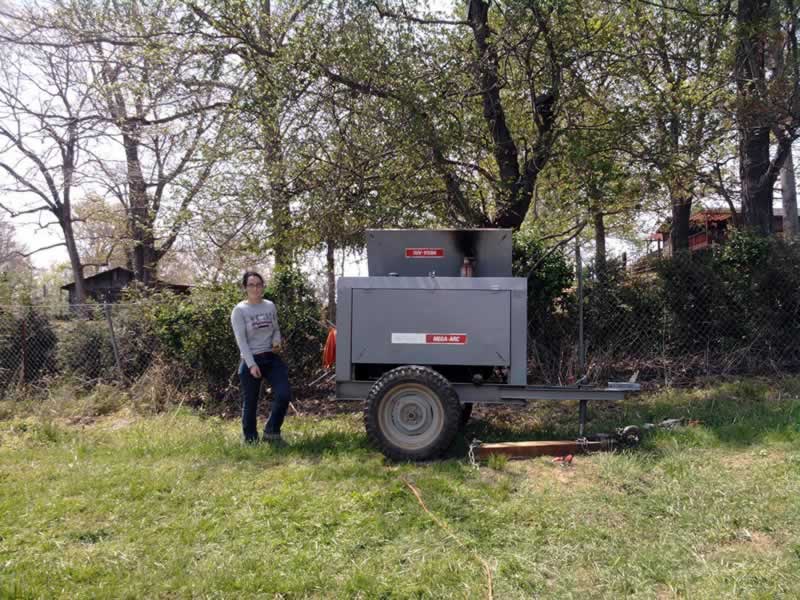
717, 230, 772, 269
143, 267, 325, 399
512, 231, 576, 381
0, 309, 17, 390
110, 309, 161, 381
571, 235, 800, 381
0, 308, 57, 391
264, 267, 326, 385
583, 258, 666, 358
512, 230, 573, 315
145, 285, 243, 391
57, 321, 115, 382
21, 309, 57, 382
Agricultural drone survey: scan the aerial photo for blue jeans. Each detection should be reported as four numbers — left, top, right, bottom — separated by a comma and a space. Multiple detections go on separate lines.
238, 352, 292, 442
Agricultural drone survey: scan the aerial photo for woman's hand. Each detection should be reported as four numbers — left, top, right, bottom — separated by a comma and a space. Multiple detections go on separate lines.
249, 365, 262, 379
272, 341, 283, 353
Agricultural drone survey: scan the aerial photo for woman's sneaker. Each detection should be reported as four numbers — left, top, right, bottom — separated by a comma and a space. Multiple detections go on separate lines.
262, 432, 285, 446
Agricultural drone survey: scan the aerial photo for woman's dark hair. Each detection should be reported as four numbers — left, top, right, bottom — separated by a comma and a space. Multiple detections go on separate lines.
242, 271, 265, 287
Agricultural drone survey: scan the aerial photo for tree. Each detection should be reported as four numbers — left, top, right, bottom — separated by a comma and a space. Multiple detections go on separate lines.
781, 147, 798, 237
296, 86, 434, 319
0, 214, 34, 304
72, 194, 128, 276
188, 0, 320, 269
0, 213, 23, 267
735, 0, 800, 234
611, 0, 733, 252
0, 13, 92, 303
314, 0, 564, 229
55, 0, 233, 284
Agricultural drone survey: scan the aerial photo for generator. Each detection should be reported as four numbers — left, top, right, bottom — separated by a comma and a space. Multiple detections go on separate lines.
336, 229, 639, 461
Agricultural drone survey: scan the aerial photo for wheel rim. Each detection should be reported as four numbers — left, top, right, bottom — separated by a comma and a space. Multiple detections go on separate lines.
378, 383, 445, 451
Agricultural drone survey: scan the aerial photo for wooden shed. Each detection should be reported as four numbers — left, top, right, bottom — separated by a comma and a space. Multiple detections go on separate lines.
61, 267, 190, 305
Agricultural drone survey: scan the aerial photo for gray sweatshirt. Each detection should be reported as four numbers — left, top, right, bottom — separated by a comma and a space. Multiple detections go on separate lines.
230, 299, 282, 368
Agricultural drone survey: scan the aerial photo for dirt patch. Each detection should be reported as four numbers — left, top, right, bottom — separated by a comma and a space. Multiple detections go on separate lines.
107, 416, 136, 430
718, 450, 787, 471
65, 415, 97, 427
705, 529, 781, 561
743, 531, 779, 553
510, 456, 604, 490
655, 585, 679, 599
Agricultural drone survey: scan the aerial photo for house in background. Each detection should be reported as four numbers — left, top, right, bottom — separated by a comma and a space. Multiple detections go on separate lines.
633, 208, 797, 273
645, 208, 796, 255
61, 266, 191, 305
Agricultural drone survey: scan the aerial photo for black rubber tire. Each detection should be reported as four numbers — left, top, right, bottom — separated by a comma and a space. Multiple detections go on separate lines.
459, 403, 473, 430
364, 365, 461, 461
620, 425, 642, 448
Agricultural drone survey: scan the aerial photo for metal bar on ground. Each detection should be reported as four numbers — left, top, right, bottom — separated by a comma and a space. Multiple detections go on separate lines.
477, 439, 613, 460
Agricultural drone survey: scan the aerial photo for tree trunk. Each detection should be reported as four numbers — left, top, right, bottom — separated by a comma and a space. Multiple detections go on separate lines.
260, 95, 291, 268
326, 239, 336, 324
258, 0, 292, 269
670, 196, 692, 253
781, 150, 798, 238
61, 128, 87, 304
62, 216, 87, 305
736, 0, 775, 235
123, 132, 157, 285
467, 0, 556, 230
593, 210, 607, 285
739, 125, 774, 235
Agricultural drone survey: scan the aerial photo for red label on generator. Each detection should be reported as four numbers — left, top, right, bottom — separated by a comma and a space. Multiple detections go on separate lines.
425, 334, 467, 344
405, 247, 444, 258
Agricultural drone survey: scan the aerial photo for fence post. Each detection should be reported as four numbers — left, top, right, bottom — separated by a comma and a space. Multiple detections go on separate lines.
575, 233, 585, 375
104, 303, 125, 383
20, 311, 27, 383
662, 305, 669, 386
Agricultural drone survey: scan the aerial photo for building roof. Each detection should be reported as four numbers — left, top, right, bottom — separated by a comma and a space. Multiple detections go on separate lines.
653, 209, 736, 236
61, 266, 191, 291
689, 210, 732, 224
651, 207, 790, 239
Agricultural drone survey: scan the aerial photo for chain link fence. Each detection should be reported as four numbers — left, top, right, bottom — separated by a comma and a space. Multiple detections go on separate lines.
527, 248, 800, 386
2, 252, 799, 405
0, 303, 334, 404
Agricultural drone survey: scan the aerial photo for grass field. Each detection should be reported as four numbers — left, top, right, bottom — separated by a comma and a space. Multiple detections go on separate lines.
1, 378, 799, 599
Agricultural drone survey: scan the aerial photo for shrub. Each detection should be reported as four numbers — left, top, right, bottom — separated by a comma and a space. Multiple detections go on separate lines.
110, 306, 162, 380
143, 267, 326, 401
512, 231, 575, 382
57, 320, 115, 382
145, 285, 242, 391
570, 232, 800, 380
264, 267, 327, 386
0, 307, 58, 391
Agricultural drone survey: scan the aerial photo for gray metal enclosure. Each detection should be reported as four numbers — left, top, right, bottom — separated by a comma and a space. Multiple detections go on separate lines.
338, 229, 527, 390
340, 229, 639, 460
336, 276, 528, 385
366, 228, 513, 277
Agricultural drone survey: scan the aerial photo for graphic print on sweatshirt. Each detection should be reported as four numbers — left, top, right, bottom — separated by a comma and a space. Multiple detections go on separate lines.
251, 313, 274, 330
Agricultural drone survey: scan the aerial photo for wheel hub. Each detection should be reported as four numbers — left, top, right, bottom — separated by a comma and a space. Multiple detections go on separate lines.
393, 394, 433, 434
378, 383, 444, 450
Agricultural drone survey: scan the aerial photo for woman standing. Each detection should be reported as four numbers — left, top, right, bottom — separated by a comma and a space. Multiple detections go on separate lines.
231, 271, 292, 444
